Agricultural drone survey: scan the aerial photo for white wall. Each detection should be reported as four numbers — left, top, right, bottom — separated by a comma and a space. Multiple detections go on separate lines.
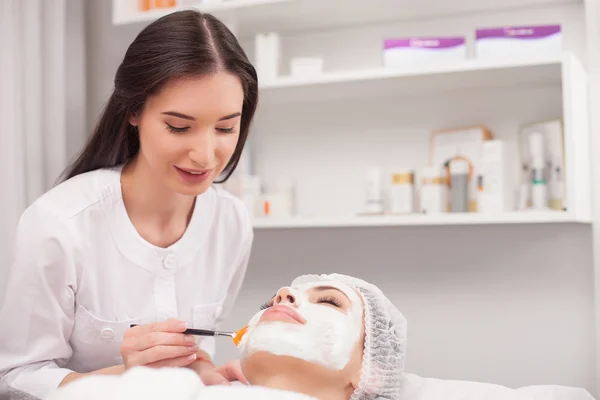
65, 0, 88, 161
85, 0, 596, 394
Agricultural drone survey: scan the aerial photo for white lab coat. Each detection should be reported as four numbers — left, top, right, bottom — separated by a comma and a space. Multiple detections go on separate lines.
0, 166, 254, 399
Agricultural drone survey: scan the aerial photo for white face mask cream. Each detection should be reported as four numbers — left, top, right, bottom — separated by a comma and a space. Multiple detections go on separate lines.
240, 281, 363, 371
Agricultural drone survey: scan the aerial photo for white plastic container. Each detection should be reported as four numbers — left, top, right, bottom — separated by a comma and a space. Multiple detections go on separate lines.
388, 170, 414, 214
260, 192, 292, 218
259, 179, 295, 218
420, 167, 446, 214
254, 32, 280, 82
364, 168, 384, 214
241, 175, 261, 218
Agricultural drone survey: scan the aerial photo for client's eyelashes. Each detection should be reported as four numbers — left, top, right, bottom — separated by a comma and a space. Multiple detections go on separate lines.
260, 295, 276, 310
318, 296, 342, 308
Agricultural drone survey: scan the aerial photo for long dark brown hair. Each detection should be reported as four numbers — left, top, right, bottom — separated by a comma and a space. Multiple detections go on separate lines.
61, 10, 258, 183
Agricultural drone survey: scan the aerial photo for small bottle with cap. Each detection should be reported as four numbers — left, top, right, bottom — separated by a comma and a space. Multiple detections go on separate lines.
529, 132, 549, 210
448, 158, 469, 213
363, 168, 384, 214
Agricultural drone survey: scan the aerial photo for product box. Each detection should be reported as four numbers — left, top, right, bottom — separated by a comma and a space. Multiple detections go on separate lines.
475, 24, 562, 59
518, 119, 565, 211
479, 140, 515, 213
429, 125, 494, 212
383, 37, 466, 68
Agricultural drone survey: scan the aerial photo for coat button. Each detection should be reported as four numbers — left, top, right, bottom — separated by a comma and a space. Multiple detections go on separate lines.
163, 254, 177, 269
100, 328, 114, 340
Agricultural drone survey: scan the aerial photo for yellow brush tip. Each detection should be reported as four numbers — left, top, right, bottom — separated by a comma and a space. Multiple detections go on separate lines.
232, 325, 249, 347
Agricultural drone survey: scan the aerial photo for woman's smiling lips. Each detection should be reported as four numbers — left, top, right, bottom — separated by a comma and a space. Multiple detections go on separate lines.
174, 166, 212, 183
260, 305, 306, 325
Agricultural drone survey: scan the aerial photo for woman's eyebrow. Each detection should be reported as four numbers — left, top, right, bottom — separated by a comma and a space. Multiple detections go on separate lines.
161, 111, 240, 121
161, 111, 195, 120
218, 112, 241, 121
313, 286, 350, 302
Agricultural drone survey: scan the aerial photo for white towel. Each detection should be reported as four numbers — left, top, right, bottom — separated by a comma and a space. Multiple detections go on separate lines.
46, 366, 316, 400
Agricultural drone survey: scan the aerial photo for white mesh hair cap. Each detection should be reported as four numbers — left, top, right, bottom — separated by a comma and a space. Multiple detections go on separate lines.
291, 273, 407, 400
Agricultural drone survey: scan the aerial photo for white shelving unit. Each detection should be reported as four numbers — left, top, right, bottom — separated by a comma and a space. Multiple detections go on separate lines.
259, 55, 563, 104
112, 0, 581, 37
112, 0, 592, 230
252, 210, 580, 229
251, 51, 591, 228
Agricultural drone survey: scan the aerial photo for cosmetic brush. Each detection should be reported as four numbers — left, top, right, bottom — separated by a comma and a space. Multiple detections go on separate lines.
130, 325, 249, 347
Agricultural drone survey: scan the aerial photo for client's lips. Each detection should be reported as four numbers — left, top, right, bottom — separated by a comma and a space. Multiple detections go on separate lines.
260, 305, 306, 325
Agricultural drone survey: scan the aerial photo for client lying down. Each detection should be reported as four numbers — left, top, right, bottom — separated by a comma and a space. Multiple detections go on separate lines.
48, 274, 594, 400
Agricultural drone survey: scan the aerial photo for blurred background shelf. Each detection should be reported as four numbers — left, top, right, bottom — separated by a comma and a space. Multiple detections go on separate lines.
112, 0, 291, 27
252, 211, 585, 229
112, 0, 582, 37
259, 54, 564, 104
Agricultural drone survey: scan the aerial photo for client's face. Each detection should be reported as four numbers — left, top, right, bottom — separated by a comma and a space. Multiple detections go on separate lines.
239, 280, 365, 390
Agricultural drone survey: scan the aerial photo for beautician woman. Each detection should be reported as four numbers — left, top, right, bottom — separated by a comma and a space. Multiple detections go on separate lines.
0, 10, 257, 399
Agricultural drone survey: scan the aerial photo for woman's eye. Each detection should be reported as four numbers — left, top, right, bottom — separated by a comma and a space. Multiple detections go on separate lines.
318, 296, 342, 308
217, 127, 237, 134
165, 123, 189, 133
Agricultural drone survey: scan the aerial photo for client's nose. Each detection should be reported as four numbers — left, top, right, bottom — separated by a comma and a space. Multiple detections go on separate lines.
274, 287, 298, 306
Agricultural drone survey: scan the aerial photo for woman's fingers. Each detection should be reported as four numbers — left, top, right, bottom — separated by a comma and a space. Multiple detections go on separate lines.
132, 331, 196, 351
146, 353, 198, 369
131, 344, 199, 366
125, 319, 187, 338
120, 319, 199, 370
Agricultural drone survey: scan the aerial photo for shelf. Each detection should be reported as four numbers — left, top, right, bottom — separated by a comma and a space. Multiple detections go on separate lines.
252, 211, 587, 229
258, 54, 564, 105
112, 0, 291, 27
112, 0, 581, 37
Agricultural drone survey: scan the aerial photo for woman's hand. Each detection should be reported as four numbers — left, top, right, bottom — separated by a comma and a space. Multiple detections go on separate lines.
214, 359, 249, 384
120, 319, 199, 369
190, 357, 249, 385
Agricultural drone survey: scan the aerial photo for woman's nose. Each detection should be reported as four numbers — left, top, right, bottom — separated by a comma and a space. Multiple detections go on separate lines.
188, 131, 216, 166
274, 287, 298, 306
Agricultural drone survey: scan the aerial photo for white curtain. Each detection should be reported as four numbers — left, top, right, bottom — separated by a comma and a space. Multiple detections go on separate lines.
0, 0, 86, 267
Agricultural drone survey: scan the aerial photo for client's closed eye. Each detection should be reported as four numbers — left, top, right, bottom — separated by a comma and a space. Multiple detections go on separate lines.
317, 296, 342, 308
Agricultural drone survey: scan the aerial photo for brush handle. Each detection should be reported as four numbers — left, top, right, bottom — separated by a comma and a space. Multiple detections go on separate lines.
129, 324, 233, 338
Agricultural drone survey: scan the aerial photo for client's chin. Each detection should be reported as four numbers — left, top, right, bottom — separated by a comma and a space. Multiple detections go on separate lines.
241, 351, 346, 385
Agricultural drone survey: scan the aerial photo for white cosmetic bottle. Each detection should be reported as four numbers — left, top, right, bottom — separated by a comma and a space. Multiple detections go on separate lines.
364, 168, 384, 214
388, 169, 414, 214
529, 132, 549, 210
420, 167, 446, 213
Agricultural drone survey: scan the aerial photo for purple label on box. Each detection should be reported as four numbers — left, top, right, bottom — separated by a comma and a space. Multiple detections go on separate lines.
476, 25, 561, 40
384, 37, 465, 50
